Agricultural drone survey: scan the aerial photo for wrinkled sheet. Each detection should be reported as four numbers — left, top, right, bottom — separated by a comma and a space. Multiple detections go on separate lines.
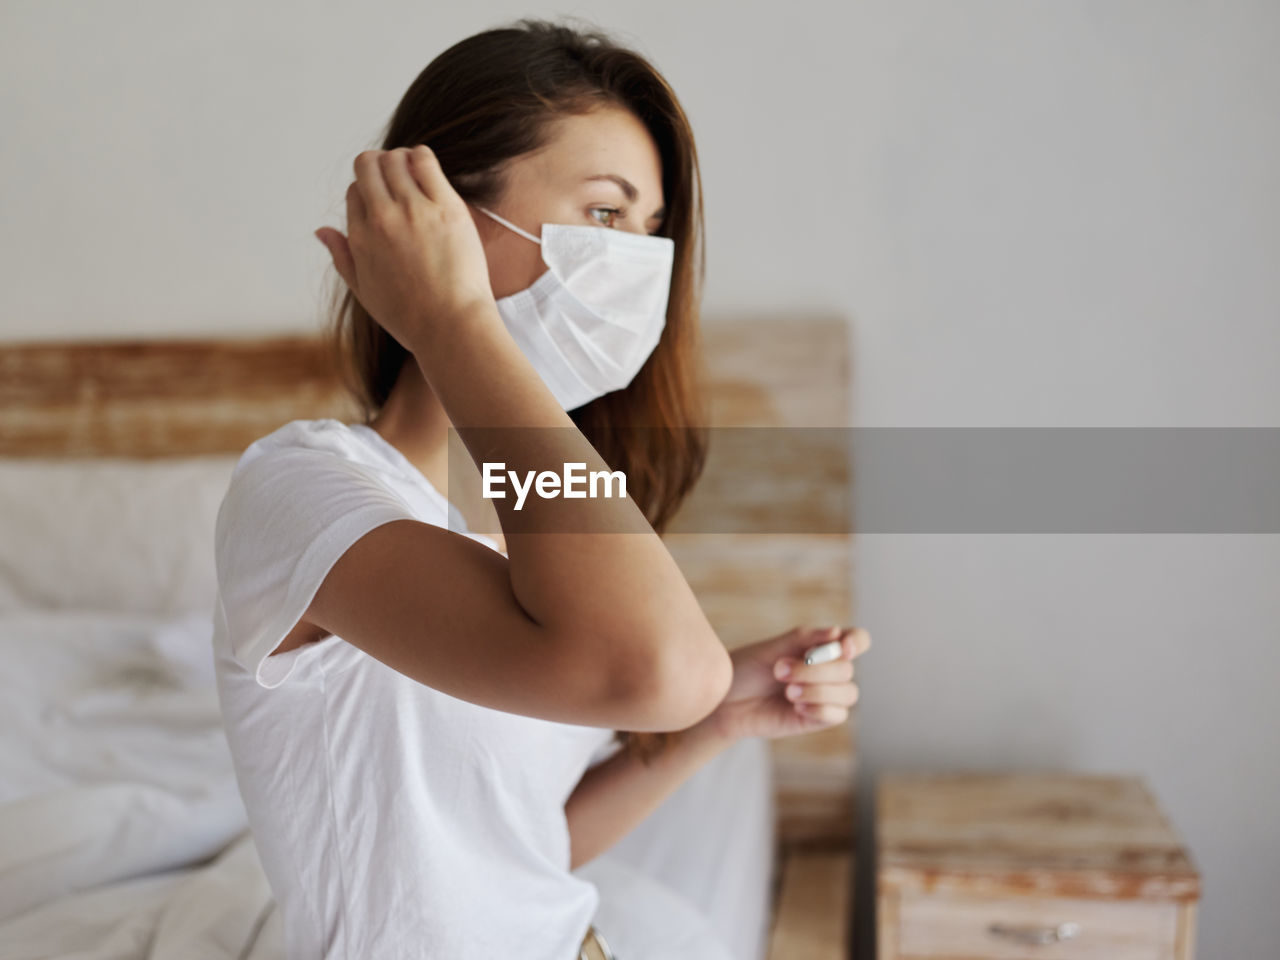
0, 610, 772, 960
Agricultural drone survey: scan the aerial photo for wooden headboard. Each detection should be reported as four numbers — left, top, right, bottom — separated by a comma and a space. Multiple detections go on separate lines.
0, 317, 857, 856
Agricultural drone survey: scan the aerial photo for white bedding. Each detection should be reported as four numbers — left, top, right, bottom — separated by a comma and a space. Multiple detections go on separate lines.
0, 609, 774, 960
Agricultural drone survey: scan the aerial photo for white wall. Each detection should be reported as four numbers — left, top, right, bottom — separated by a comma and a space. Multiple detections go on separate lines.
840, 6, 1279, 958
2, 1, 1275, 956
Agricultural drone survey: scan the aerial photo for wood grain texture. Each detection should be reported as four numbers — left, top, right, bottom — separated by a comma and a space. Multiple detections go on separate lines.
876, 771, 1201, 960
877, 772, 1201, 901
877, 891, 900, 960
765, 850, 852, 960
897, 892, 1179, 959
0, 334, 359, 457
1174, 900, 1197, 960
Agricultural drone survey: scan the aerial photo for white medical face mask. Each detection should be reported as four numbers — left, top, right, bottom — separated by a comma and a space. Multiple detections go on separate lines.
474, 204, 675, 411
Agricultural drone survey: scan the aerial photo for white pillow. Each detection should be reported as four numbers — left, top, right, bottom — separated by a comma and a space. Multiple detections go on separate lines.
0, 455, 241, 617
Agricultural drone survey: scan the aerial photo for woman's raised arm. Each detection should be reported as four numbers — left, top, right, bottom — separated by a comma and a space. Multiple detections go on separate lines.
305, 146, 731, 730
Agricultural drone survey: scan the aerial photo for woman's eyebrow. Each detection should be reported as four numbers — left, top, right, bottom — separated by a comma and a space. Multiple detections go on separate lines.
583, 173, 666, 222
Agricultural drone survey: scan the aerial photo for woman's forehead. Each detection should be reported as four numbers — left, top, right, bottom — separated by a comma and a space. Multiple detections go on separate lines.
519, 108, 663, 198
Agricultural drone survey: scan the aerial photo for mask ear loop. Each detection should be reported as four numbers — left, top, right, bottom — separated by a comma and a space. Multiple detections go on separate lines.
474, 205, 542, 245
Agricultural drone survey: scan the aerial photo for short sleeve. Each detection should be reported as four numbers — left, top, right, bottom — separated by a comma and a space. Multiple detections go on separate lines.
214, 446, 415, 689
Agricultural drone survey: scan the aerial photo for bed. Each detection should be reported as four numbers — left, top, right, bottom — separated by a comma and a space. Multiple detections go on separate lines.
0, 315, 855, 959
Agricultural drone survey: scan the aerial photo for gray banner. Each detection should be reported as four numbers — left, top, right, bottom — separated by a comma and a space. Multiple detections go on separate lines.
443, 427, 1280, 534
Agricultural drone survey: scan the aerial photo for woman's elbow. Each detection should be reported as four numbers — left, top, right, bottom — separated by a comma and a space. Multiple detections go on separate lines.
622, 631, 732, 731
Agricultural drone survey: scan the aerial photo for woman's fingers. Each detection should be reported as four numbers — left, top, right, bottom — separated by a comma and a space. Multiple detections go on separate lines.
775, 656, 854, 684
345, 179, 366, 227
784, 680, 860, 708
845, 627, 872, 658
408, 144, 456, 204
380, 148, 422, 205
353, 150, 393, 212
756, 623, 869, 729
798, 625, 843, 664
790, 625, 871, 663
315, 227, 356, 292
771, 622, 868, 689
794, 702, 851, 725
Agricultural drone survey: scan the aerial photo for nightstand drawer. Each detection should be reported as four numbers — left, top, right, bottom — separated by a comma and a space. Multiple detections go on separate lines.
877, 773, 1201, 959
897, 892, 1179, 959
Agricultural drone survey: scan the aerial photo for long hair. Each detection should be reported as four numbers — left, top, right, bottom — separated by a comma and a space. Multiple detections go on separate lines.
321, 16, 711, 765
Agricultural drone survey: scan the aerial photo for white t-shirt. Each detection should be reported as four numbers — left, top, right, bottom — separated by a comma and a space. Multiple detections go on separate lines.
211, 417, 620, 960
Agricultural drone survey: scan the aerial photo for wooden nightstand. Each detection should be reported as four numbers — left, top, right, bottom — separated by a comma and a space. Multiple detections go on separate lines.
876, 771, 1201, 959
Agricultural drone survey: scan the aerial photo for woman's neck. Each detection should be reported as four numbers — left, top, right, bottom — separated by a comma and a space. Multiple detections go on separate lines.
365, 358, 505, 548
365, 358, 452, 497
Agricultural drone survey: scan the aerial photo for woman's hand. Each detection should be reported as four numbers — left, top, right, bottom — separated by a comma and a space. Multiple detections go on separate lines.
692, 625, 870, 742
314, 146, 495, 353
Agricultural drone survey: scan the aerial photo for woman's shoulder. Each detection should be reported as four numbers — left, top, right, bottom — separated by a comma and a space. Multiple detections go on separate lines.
231, 418, 384, 476
216, 418, 415, 519
242, 417, 361, 458
218, 417, 451, 540
213, 417, 420, 584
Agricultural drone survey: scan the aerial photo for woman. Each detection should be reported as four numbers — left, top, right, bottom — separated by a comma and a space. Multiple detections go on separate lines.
212, 17, 869, 960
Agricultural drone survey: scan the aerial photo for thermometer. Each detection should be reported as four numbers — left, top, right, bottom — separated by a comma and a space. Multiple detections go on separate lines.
803, 637, 844, 666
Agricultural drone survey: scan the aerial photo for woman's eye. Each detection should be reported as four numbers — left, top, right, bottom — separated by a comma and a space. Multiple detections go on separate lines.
590, 206, 622, 227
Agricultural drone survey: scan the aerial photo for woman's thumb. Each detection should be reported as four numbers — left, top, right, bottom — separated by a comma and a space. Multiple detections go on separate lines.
314, 227, 355, 290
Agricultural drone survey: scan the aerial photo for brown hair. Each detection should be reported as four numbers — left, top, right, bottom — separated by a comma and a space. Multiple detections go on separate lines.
321, 16, 711, 765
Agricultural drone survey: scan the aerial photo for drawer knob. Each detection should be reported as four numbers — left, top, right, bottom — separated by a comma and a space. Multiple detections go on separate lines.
988, 921, 1083, 945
